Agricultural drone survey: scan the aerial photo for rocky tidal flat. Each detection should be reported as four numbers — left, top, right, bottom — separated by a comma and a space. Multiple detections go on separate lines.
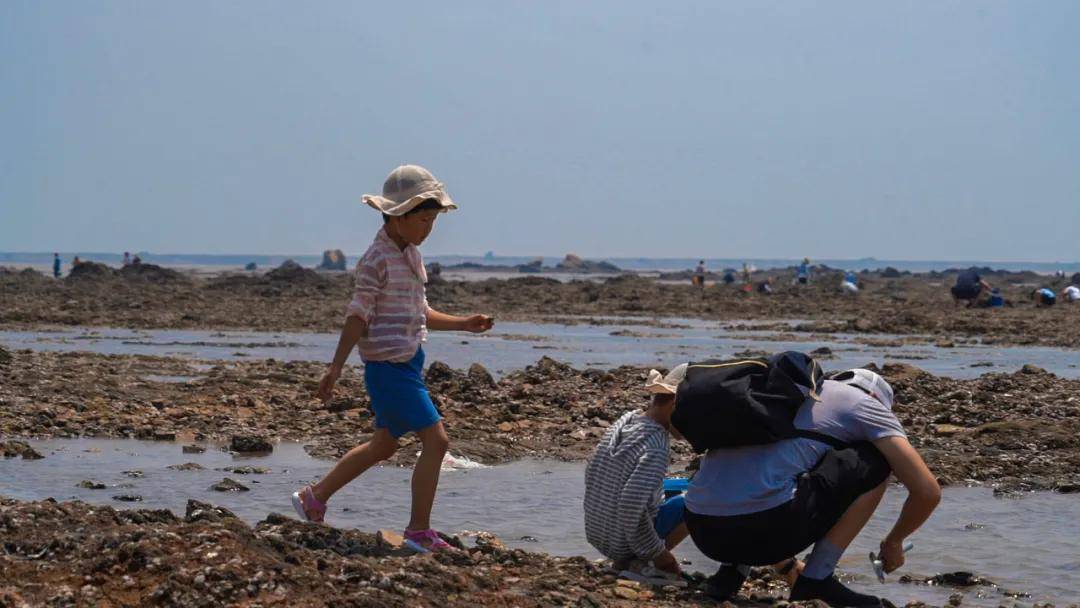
2, 349, 1079, 493
2, 265, 1079, 348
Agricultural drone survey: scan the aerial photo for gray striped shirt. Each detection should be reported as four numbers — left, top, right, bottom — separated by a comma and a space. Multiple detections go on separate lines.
583, 411, 670, 561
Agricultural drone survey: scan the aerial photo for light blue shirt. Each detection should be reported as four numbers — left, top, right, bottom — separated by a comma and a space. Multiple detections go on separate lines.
685, 380, 906, 517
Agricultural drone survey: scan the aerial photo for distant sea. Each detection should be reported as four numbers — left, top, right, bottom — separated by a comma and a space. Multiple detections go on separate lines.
2, 251, 1078, 275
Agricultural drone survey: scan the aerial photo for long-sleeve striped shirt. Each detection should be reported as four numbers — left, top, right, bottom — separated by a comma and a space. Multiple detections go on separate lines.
583, 411, 670, 562
346, 227, 430, 363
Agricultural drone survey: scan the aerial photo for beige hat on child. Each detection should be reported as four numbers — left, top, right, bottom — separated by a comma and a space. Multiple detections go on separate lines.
362, 165, 458, 216
644, 363, 688, 395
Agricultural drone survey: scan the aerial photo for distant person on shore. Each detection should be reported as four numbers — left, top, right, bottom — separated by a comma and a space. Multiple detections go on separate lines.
1032, 288, 1056, 307
584, 364, 690, 587
1064, 285, 1080, 303
123, 252, 131, 266
796, 258, 811, 285
950, 269, 992, 307
693, 260, 706, 294
684, 369, 941, 605
757, 278, 773, 295
741, 263, 753, 292
293, 165, 493, 553
131, 254, 142, 265
840, 271, 858, 296
722, 270, 736, 285
52, 253, 61, 278
71, 256, 81, 270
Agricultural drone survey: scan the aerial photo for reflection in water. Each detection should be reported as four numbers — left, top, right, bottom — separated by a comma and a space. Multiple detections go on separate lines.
1, 439, 1076, 606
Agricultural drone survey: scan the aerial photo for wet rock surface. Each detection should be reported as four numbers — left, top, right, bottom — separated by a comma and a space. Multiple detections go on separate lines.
2, 269, 1078, 347
0, 497, 817, 607
2, 351, 1079, 492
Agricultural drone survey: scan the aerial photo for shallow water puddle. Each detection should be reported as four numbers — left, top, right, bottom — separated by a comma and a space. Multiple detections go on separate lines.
1, 438, 1076, 606
3, 321, 1078, 378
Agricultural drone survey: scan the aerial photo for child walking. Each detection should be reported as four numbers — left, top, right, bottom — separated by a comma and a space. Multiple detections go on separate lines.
292, 165, 493, 552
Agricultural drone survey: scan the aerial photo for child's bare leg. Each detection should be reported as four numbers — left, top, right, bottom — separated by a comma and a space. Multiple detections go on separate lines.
407, 421, 450, 531
312, 428, 398, 503
665, 522, 689, 550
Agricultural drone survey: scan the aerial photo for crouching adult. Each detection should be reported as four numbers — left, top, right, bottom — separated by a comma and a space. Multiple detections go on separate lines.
683, 369, 941, 607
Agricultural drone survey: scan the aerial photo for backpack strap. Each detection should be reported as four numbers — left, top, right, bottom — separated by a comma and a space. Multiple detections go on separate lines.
792, 429, 848, 450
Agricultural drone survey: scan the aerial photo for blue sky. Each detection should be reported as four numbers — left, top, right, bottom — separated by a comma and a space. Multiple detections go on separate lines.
2, 1, 1078, 261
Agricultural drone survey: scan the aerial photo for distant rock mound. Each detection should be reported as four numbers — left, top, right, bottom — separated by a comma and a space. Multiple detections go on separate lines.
67, 261, 115, 280
119, 263, 185, 283
880, 266, 902, 278
319, 249, 347, 271
516, 258, 544, 273
555, 254, 621, 273
265, 260, 325, 284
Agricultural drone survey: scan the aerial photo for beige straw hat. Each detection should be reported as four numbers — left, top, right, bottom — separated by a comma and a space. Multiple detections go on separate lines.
644, 363, 688, 395
362, 165, 457, 216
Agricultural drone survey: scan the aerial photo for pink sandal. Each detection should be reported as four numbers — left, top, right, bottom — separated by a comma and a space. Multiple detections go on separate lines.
403, 528, 454, 553
291, 486, 326, 523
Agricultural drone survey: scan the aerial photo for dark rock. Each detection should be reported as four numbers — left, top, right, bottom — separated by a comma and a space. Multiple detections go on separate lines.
167, 462, 205, 471
185, 499, 238, 523
112, 494, 143, 502
319, 249, 347, 271
467, 363, 496, 388
118, 263, 185, 283
265, 260, 325, 284
182, 444, 206, 454
425, 361, 456, 384
76, 480, 106, 489
0, 345, 11, 366
880, 266, 902, 278
219, 466, 268, 475
1020, 364, 1048, 375
210, 477, 250, 492
516, 258, 544, 273
1, 440, 44, 460
230, 435, 273, 453
122, 470, 144, 478
67, 261, 115, 280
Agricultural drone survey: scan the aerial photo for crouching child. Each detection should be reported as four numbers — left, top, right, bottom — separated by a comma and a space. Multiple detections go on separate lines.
583, 364, 689, 586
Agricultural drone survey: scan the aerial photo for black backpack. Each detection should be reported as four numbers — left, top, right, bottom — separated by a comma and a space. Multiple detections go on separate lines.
671, 351, 845, 453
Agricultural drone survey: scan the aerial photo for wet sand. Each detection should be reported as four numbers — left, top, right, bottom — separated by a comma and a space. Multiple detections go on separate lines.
2, 265, 1078, 348
3, 348, 1078, 493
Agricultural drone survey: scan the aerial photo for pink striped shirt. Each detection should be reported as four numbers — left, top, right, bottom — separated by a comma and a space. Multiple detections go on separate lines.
346, 227, 430, 362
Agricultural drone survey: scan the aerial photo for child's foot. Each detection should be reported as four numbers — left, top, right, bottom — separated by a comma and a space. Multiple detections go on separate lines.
291, 486, 326, 523
403, 528, 454, 553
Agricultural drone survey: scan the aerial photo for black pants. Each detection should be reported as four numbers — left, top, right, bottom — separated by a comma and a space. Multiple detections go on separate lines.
686, 442, 891, 566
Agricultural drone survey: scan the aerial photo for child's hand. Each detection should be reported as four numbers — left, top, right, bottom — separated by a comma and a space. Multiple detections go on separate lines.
317, 367, 341, 403
462, 314, 494, 333
653, 550, 681, 574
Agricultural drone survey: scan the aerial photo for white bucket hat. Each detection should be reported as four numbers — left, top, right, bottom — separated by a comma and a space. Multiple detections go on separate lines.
832, 368, 895, 409
644, 363, 688, 395
362, 165, 457, 216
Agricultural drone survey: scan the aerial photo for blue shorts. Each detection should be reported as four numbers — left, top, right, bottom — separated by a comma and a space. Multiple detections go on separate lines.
364, 347, 442, 438
654, 494, 686, 539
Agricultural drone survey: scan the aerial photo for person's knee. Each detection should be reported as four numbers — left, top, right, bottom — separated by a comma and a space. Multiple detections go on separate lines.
371, 435, 400, 461
420, 424, 450, 454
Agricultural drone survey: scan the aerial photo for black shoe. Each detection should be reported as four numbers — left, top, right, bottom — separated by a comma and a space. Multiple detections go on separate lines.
704, 564, 748, 601
789, 574, 882, 607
